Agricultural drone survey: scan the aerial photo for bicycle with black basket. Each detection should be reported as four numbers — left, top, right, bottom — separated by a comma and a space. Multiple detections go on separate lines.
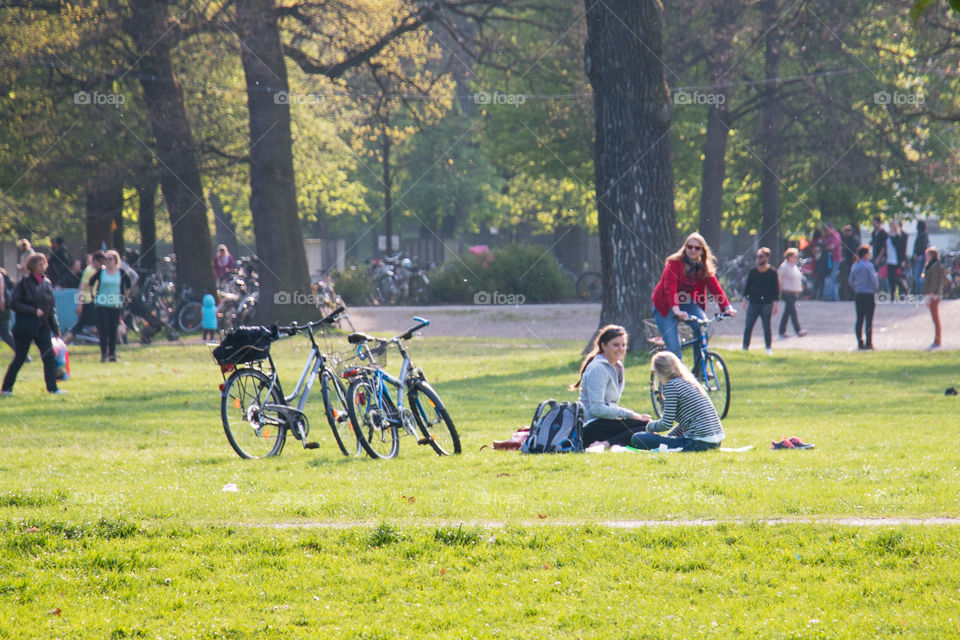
646, 313, 731, 419
341, 317, 460, 459
214, 306, 358, 459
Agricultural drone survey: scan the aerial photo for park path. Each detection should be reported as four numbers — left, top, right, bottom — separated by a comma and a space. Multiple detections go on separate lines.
346, 299, 959, 351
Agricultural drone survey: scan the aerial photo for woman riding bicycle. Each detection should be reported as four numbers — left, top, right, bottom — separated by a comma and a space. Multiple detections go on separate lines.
651, 233, 736, 370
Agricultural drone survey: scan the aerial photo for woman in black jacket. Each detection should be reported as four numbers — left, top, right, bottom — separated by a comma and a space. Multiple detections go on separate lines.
1, 253, 63, 395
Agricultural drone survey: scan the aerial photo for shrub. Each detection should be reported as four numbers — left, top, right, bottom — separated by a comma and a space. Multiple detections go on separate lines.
428, 244, 574, 304
331, 263, 372, 306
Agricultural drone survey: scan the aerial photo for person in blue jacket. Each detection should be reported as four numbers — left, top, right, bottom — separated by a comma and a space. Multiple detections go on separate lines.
201, 294, 217, 341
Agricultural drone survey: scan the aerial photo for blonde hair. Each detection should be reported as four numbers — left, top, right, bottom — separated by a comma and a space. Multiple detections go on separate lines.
783, 247, 798, 260
104, 249, 121, 265
18, 239, 31, 252
665, 232, 717, 278
650, 351, 706, 396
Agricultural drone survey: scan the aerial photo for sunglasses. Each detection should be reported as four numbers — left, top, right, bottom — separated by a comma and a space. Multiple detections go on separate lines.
686, 244, 703, 251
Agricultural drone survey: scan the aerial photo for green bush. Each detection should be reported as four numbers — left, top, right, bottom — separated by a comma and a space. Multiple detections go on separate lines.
428, 244, 574, 304
331, 263, 373, 306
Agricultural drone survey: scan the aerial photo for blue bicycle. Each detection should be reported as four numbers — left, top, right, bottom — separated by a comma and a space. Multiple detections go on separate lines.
342, 317, 460, 459
648, 313, 731, 419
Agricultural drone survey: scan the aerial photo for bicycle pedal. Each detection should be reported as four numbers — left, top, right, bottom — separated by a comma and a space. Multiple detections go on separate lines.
417, 437, 433, 446
304, 442, 320, 449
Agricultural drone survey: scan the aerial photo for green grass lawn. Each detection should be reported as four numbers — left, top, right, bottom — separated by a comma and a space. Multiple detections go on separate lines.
2, 335, 959, 638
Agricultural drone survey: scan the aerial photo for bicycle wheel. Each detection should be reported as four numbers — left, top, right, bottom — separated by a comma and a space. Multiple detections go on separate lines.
347, 376, 399, 459
321, 371, 359, 456
221, 368, 286, 459
178, 301, 202, 333
408, 381, 460, 455
650, 370, 665, 418
576, 271, 603, 301
701, 351, 731, 419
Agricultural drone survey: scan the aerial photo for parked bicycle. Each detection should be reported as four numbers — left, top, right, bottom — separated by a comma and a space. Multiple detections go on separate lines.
646, 313, 731, 419
370, 253, 430, 305
216, 306, 357, 459
341, 317, 460, 459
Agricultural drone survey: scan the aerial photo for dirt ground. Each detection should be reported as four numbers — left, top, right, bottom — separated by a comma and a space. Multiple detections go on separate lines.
347, 299, 958, 352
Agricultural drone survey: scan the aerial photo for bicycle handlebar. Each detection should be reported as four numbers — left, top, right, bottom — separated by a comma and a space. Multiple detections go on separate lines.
686, 312, 730, 326
276, 305, 346, 336
397, 316, 430, 341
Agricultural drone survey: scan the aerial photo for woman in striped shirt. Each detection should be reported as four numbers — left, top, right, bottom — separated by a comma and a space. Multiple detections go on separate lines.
632, 351, 724, 452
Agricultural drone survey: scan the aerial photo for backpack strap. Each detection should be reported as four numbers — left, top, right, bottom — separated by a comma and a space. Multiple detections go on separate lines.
529, 399, 558, 431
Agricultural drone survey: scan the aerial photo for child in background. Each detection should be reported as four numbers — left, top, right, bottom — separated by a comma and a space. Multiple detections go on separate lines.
201, 294, 218, 341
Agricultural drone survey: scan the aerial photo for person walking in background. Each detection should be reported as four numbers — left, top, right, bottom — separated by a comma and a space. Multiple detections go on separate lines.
777, 248, 807, 338
822, 223, 842, 301
651, 233, 737, 372
912, 220, 930, 296
88, 250, 131, 362
16, 239, 33, 277
46, 237, 72, 288
1, 253, 63, 395
869, 217, 887, 291
839, 224, 861, 300
214, 245, 235, 282
849, 245, 879, 350
63, 251, 105, 345
921, 247, 944, 350
742, 247, 780, 355
0, 267, 15, 354
886, 220, 908, 300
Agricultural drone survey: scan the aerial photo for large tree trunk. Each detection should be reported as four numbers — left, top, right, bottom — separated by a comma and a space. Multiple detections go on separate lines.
584, 0, 676, 348
85, 180, 123, 253
235, 0, 312, 322
758, 0, 782, 255
135, 176, 158, 272
210, 192, 239, 257
128, 0, 216, 296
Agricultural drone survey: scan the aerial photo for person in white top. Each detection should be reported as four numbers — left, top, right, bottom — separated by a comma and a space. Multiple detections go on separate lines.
776, 248, 807, 338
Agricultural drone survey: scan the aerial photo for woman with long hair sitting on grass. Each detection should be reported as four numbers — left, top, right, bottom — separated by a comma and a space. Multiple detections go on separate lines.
632, 351, 724, 452
572, 324, 648, 447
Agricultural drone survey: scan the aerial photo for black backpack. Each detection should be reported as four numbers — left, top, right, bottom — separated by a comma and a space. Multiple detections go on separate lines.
213, 326, 278, 365
521, 400, 584, 454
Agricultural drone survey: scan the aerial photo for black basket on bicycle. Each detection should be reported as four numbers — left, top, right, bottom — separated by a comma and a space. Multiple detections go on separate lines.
212, 325, 279, 365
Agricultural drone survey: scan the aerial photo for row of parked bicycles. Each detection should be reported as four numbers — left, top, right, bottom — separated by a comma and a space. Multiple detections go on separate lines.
214, 307, 458, 460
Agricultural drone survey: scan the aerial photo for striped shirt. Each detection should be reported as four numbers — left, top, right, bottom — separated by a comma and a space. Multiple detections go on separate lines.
646, 377, 724, 443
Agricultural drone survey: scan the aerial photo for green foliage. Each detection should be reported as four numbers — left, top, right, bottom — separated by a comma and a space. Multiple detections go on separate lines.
330, 263, 373, 306
428, 243, 574, 303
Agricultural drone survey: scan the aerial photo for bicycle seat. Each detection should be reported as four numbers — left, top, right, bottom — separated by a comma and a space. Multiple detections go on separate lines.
347, 332, 377, 345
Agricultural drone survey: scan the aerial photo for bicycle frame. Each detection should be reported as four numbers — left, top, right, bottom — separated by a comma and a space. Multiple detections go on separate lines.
259, 324, 331, 414
352, 338, 419, 435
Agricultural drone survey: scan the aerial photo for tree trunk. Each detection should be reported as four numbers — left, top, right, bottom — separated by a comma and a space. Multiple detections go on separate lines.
382, 127, 393, 255
584, 0, 676, 349
210, 192, 239, 257
758, 0, 782, 255
135, 176, 158, 272
85, 180, 123, 253
127, 0, 216, 296
698, 34, 734, 251
235, 0, 312, 322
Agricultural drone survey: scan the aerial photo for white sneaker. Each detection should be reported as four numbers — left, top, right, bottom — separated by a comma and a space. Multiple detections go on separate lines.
765, 348, 773, 355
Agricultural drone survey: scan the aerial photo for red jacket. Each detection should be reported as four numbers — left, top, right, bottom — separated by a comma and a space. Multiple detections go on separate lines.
651, 259, 730, 317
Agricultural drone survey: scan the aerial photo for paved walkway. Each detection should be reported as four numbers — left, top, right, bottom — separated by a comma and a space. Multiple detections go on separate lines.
346, 299, 958, 351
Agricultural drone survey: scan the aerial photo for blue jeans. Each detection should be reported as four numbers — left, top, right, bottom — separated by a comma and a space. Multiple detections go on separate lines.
912, 257, 925, 294
654, 304, 707, 370
630, 431, 720, 452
